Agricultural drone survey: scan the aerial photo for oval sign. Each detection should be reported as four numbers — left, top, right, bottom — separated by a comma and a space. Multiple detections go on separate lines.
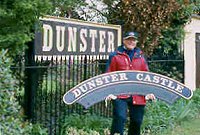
63, 71, 193, 109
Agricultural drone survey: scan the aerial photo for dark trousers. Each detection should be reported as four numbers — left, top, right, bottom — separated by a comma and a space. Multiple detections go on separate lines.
110, 97, 145, 135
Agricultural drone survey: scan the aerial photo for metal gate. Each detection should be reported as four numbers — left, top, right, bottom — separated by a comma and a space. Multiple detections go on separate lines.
22, 51, 112, 134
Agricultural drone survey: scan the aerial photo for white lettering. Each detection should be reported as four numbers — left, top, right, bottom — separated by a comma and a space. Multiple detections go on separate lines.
143, 74, 152, 82
87, 80, 96, 89
72, 89, 81, 98
110, 74, 119, 82
152, 75, 160, 83
95, 78, 103, 86
175, 84, 184, 93
56, 26, 65, 52
167, 80, 175, 89
89, 29, 97, 52
107, 32, 115, 52
80, 29, 87, 52
160, 78, 168, 86
42, 24, 53, 51
99, 31, 106, 52
68, 27, 77, 52
79, 84, 88, 93
136, 73, 143, 81
119, 73, 128, 81
102, 76, 110, 83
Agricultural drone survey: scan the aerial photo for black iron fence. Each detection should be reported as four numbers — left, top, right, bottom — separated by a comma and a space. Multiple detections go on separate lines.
12, 56, 184, 135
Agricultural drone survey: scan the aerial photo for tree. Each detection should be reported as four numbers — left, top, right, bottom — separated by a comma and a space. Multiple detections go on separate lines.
0, 0, 52, 57
0, 0, 52, 132
51, 0, 86, 19
103, 0, 195, 55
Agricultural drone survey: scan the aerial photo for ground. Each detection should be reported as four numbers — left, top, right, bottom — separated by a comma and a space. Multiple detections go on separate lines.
157, 117, 200, 135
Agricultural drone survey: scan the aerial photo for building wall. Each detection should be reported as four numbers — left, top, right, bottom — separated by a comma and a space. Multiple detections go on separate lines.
184, 15, 200, 90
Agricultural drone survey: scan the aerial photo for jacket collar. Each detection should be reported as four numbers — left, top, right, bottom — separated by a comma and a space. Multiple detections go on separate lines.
117, 45, 142, 58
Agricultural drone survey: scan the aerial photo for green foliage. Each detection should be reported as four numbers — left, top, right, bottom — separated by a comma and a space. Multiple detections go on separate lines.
190, 0, 200, 15
60, 113, 112, 135
188, 88, 200, 115
148, 1, 192, 62
149, 61, 184, 82
149, 26, 185, 82
142, 89, 200, 134
63, 127, 101, 135
0, 0, 52, 57
0, 49, 47, 135
152, 26, 184, 59
142, 100, 183, 134
102, 0, 192, 55
59, 89, 200, 135
100, 0, 200, 56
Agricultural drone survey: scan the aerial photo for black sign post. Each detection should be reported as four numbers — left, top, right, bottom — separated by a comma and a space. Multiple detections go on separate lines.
63, 71, 193, 109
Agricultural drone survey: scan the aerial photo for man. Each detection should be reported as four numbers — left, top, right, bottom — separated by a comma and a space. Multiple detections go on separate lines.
106, 31, 156, 135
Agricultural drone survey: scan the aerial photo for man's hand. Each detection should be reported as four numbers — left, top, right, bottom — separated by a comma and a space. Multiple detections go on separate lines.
105, 94, 117, 107
145, 93, 156, 101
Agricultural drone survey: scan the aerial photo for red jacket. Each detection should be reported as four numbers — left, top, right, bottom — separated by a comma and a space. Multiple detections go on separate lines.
106, 46, 149, 105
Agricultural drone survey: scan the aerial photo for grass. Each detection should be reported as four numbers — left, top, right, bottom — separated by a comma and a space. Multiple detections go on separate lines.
156, 116, 200, 135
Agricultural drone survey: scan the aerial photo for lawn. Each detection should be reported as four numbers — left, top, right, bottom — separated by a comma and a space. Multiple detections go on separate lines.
157, 117, 200, 135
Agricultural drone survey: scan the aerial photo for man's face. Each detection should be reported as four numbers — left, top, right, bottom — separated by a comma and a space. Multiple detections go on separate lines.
123, 37, 137, 50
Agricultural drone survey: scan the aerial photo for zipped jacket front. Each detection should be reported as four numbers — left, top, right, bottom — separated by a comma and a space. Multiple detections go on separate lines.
106, 45, 149, 105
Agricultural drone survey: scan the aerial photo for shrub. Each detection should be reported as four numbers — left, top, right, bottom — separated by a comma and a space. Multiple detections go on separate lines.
60, 113, 112, 135
59, 89, 200, 135
142, 89, 200, 134
0, 49, 47, 135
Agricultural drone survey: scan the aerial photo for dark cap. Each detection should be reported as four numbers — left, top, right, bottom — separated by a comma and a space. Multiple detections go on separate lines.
123, 31, 138, 40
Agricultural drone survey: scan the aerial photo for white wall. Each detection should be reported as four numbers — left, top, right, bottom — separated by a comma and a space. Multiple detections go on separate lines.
184, 15, 200, 90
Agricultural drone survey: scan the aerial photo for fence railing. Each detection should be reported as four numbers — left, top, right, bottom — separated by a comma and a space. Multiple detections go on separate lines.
12, 56, 184, 135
